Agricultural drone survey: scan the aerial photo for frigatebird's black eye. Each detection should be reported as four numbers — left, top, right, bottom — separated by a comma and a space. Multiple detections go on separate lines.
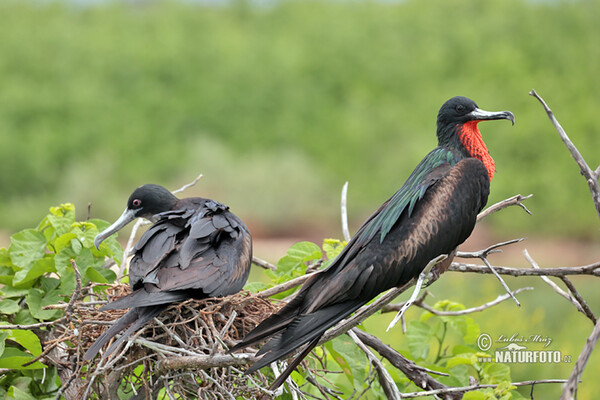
132, 199, 142, 208
456, 104, 465, 113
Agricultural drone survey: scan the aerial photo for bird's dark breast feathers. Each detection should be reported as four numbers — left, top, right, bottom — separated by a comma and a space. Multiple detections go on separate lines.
303, 158, 489, 309
128, 197, 252, 300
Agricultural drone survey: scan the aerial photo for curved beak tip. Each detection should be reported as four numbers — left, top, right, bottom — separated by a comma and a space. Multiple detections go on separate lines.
506, 112, 516, 126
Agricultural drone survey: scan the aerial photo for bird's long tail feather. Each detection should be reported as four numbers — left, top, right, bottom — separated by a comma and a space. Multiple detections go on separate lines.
83, 304, 167, 361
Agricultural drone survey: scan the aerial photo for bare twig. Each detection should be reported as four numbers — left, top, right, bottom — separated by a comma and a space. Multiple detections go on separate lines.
172, 173, 204, 195
558, 276, 597, 324
448, 261, 600, 277
524, 250, 586, 314
458, 238, 525, 307
456, 237, 526, 259
347, 330, 401, 400
399, 379, 567, 398
530, 89, 600, 218
65, 260, 83, 320
561, 319, 600, 400
386, 254, 447, 331
117, 218, 148, 280
477, 194, 533, 221
341, 181, 351, 242
383, 287, 534, 317
257, 271, 318, 299
252, 257, 277, 271
158, 353, 259, 372
351, 329, 457, 399
0, 317, 67, 330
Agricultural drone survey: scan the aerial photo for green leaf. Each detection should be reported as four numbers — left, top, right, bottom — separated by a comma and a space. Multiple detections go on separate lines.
25, 289, 61, 321
0, 300, 20, 315
0, 331, 9, 357
322, 238, 347, 260
44, 203, 76, 238
85, 267, 111, 283
482, 363, 511, 383
52, 233, 77, 254
0, 248, 13, 267
8, 230, 47, 270
0, 286, 29, 298
71, 222, 99, 249
462, 391, 486, 400
0, 266, 15, 286
0, 347, 45, 370
12, 257, 55, 287
244, 281, 269, 292
90, 219, 123, 263
446, 353, 478, 369
6, 330, 42, 357
276, 241, 322, 276
406, 321, 431, 360
7, 385, 36, 400
325, 336, 368, 389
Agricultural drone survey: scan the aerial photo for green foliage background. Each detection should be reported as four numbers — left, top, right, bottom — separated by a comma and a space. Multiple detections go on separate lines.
0, 0, 599, 239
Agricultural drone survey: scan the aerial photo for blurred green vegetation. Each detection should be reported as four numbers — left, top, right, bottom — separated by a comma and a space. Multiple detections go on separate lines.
0, 0, 599, 240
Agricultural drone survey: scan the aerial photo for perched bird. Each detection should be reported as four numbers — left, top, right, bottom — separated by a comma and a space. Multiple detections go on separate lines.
230, 96, 514, 388
84, 184, 252, 361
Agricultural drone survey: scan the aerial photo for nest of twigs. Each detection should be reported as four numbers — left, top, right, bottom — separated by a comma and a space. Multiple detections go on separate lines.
47, 283, 283, 400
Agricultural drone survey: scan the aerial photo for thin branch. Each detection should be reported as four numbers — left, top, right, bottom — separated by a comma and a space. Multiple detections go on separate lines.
117, 218, 148, 280
530, 89, 600, 219
347, 330, 402, 400
524, 250, 587, 315
65, 260, 83, 320
157, 353, 259, 372
400, 379, 567, 398
448, 261, 600, 277
558, 276, 597, 324
351, 329, 456, 398
561, 319, 600, 400
257, 271, 318, 299
252, 257, 277, 271
172, 173, 204, 195
341, 181, 351, 242
383, 287, 534, 317
458, 238, 525, 307
456, 237, 526, 259
386, 254, 447, 331
0, 317, 67, 330
477, 194, 533, 221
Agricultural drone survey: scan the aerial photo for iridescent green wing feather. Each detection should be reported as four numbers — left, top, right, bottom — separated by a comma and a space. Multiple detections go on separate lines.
362, 147, 463, 244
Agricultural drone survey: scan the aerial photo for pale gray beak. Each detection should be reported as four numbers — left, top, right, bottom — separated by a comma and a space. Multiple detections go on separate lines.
470, 108, 515, 125
94, 208, 136, 249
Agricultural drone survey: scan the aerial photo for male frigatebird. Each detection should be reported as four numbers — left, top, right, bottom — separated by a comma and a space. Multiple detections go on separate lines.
230, 96, 514, 388
84, 184, 252, 361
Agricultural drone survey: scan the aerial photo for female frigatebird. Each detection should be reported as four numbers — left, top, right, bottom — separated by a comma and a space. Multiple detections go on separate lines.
231, 96, 514, 388
84, 184, 252, 361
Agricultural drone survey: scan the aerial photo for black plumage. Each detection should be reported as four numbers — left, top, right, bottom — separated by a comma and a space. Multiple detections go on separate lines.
84, 184, 252, 361
230, 96, 514, 389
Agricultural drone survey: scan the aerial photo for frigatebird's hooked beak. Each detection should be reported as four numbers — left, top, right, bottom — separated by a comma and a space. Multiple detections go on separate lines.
469, 108, 515, 125
94, 208, 136, 249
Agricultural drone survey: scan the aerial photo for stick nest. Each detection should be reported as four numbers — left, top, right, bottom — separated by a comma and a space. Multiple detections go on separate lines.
48, 283, 282, 399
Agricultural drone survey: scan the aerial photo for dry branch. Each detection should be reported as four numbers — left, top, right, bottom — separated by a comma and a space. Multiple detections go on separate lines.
382, 287, 533, 317
529, 89, 600, 218
530, 89, 600, 399
477, 194, 533, 221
